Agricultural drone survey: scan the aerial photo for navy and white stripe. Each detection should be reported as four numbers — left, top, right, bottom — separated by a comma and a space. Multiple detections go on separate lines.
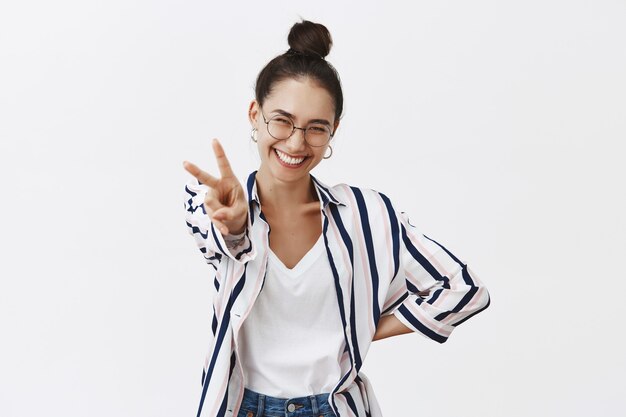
184, 170, 490, 417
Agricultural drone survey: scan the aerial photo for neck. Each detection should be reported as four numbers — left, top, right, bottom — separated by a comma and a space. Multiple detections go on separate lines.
255, 166, 318, 210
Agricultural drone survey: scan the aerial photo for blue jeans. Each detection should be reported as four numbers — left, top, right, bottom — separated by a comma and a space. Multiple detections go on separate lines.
236, 387, 334, 417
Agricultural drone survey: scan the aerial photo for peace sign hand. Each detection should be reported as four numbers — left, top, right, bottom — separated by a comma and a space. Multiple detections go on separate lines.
183, 138, 248, 236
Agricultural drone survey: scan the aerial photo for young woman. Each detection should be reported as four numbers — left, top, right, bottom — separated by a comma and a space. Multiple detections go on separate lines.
183, 19, 490, 417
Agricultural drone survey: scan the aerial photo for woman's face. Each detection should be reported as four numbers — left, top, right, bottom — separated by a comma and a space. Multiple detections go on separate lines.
249, 77, 339, 186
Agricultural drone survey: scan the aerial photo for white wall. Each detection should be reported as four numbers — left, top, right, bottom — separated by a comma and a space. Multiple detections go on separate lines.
1, 1, 624, 416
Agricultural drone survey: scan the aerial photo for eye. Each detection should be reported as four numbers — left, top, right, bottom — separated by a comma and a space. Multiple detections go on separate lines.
272, 116, 292, 125
308, 125, 328, 133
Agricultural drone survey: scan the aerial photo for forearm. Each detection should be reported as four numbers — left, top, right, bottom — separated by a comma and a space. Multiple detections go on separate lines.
373, 313, 413, 341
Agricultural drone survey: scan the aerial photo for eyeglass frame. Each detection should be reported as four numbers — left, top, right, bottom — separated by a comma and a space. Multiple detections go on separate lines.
259, 107, 336, 147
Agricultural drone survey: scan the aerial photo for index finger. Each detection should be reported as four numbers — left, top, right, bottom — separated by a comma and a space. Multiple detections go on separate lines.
212, 138, 235, 178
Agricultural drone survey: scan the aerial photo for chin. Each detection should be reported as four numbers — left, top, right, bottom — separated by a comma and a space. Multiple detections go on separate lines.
268, 164, 311, 183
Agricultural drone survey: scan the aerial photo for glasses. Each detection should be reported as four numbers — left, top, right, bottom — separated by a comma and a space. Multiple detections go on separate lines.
260, 108, 334, 147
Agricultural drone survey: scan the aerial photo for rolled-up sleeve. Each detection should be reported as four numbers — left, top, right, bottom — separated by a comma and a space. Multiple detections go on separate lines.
183, 178, 256, 267
384, 207, 490, 343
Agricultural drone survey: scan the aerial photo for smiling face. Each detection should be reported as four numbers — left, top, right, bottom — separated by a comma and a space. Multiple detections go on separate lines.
249, 77, 339, 186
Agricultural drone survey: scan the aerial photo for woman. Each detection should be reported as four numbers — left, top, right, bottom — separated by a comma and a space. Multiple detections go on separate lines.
183, 20, 490, 417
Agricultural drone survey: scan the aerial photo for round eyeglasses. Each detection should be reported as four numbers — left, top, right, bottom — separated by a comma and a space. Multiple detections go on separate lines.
260, 108, 334, 147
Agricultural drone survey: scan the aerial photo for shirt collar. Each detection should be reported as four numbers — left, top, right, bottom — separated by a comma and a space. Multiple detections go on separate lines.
246, 170, 347, 209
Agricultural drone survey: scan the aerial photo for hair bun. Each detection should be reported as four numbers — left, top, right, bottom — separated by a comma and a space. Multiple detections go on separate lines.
287, 19, 333, 59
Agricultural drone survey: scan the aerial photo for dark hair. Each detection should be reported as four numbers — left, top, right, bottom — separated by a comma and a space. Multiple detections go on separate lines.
254, 20, 344, 125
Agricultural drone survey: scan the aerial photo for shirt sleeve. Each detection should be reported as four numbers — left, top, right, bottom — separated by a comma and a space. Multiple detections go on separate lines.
183, 177, 256, 268
382, 204, 490, 344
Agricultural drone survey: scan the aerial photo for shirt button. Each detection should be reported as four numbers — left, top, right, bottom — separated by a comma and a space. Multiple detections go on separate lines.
287, 403, 296, 412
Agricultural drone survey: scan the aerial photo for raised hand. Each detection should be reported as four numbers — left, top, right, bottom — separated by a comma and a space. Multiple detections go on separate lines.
183, 138, 248, 236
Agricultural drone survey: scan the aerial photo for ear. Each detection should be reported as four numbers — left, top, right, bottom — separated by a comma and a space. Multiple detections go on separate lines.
248, 100, 259, 127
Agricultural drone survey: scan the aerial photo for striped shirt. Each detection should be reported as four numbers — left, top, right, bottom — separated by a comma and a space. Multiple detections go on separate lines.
183, 170, 491, 417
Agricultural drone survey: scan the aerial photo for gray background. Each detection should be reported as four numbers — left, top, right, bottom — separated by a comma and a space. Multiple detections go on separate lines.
1, 1, 625, 416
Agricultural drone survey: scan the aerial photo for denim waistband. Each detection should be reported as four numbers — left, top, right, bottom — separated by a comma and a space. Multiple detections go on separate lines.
239, 387, 333, 417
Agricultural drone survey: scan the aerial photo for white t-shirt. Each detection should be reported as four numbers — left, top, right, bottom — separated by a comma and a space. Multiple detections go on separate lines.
237, 233, 346, 397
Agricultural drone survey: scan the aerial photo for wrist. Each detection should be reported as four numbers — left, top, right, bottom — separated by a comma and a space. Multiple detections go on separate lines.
228, 226, 246, 236
224, 228, 246, 249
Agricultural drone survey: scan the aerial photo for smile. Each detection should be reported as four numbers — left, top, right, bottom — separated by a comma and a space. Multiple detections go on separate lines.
274, 148, 308, 167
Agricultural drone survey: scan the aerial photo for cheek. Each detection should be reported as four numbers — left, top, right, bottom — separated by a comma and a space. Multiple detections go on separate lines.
257, 137, 278, 157
315, 146, 329, 159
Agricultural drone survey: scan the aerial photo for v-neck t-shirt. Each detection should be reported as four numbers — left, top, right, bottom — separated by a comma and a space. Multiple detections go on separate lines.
237, 233, 346, 397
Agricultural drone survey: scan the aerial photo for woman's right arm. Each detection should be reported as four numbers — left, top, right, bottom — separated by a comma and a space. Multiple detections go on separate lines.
182, 139, 257, 267
183, 178, 255, 265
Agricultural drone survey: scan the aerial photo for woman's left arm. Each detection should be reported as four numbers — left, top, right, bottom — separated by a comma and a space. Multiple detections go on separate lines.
377, 196, 491, 343
373, 314, 413, 341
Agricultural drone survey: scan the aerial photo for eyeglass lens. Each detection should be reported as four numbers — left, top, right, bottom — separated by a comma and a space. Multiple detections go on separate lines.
267, 115, 331, 147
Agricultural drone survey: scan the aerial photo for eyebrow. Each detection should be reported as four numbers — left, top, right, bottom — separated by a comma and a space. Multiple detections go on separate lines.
270, 108, 332, 127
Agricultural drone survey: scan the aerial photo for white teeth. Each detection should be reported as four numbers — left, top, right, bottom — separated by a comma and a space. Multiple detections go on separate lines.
275, 149, 305, 165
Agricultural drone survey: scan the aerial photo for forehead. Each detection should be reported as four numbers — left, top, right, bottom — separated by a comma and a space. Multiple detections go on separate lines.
264, 77, 335, 122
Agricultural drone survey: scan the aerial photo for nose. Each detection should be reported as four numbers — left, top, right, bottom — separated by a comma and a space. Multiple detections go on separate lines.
285, 127, 307, 151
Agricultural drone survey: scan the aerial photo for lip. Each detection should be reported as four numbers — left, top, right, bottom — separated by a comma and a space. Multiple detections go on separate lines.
273, 148, 309, 168
273, 148, 308, 158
